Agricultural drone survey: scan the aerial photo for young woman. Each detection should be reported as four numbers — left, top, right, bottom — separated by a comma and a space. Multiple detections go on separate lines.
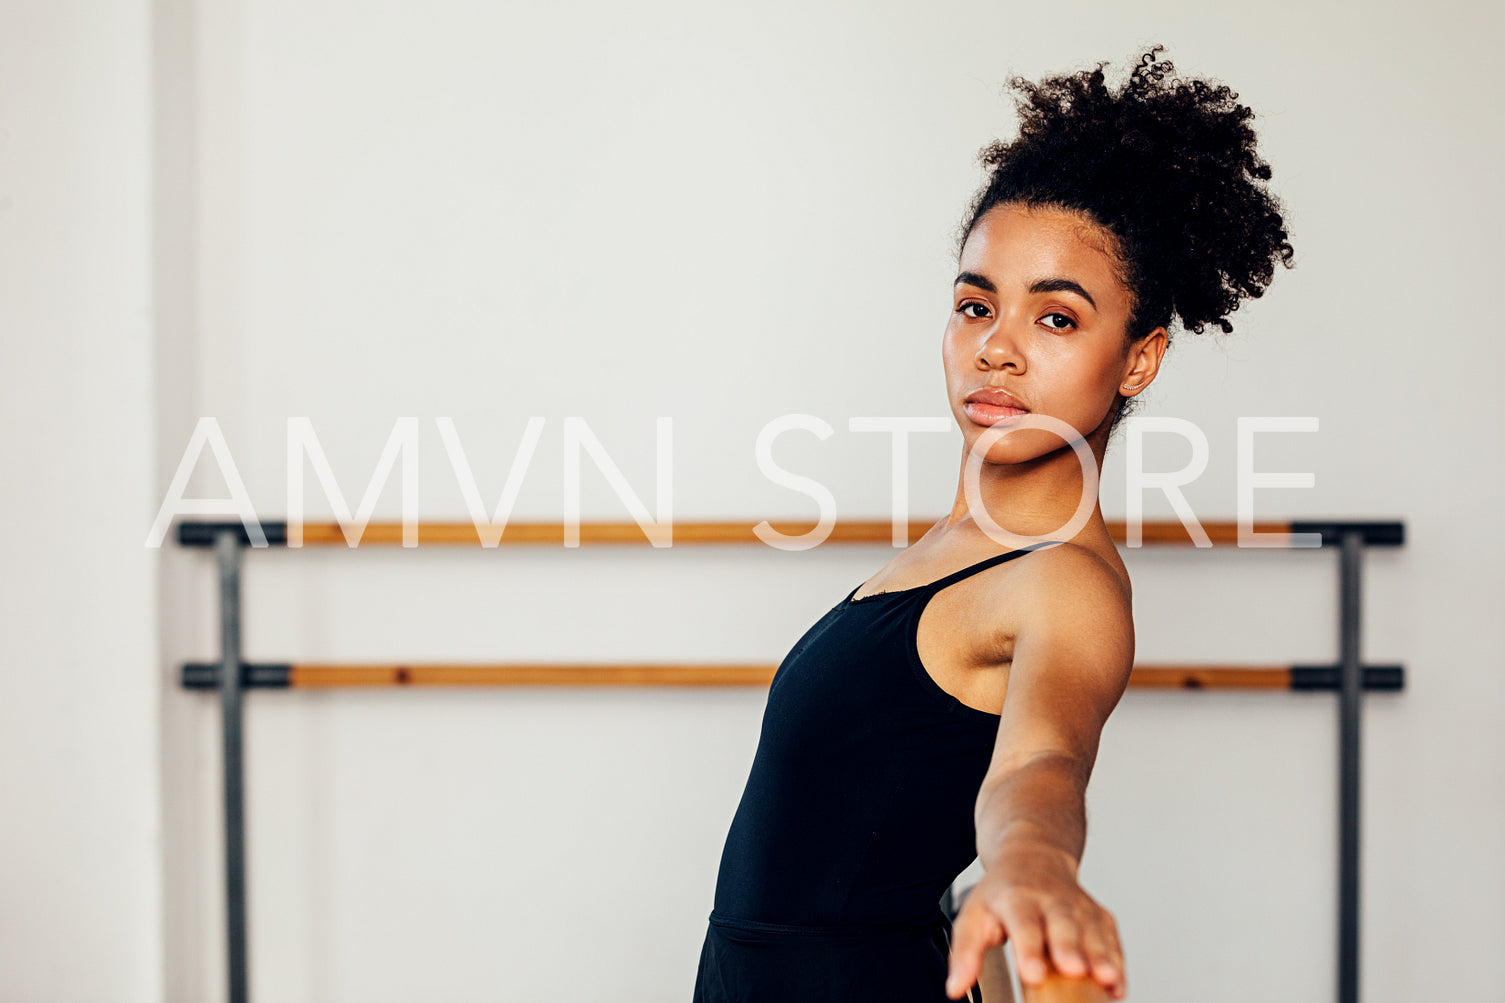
693, 45, 1294, 1002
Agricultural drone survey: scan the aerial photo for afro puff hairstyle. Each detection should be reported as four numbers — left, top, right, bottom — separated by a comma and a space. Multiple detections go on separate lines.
953, 45, 1296, 435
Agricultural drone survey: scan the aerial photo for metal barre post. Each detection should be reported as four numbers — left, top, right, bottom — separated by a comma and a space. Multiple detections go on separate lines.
1337, 530, 1363, 1003
217, 530, 249, 1003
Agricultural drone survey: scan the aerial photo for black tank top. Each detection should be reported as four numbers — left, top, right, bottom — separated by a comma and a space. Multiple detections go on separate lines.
708, 539, 1067, 934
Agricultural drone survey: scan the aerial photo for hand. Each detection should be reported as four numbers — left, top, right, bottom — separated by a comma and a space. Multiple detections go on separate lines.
944, 841, 1126, 1000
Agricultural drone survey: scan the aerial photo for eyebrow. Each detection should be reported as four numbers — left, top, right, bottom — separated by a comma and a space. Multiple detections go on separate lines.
954, 271, 1098, 312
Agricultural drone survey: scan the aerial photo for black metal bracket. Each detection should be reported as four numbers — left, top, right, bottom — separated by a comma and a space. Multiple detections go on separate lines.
182, 663, 293, 689
1290, 520, 1404, 547
179, 520, 288, 548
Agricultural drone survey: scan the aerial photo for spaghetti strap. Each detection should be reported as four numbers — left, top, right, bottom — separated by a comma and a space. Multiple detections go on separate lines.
919, 539, 1068, 596
840, 539, 1068, 607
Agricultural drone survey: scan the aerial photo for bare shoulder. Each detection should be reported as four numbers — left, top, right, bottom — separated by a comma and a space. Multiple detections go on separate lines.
1017, 539, 1130, 600
1001, 540, 1134, 649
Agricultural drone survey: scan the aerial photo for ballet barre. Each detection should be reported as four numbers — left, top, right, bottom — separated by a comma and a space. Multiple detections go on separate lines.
176, 517, 1403, 1003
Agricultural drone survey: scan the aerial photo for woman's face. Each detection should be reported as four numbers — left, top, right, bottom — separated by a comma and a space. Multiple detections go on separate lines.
943, 201, 1150, 465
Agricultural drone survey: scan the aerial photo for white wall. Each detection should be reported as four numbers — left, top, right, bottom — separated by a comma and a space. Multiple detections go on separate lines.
0, 1, 162, 1001
3, 1, 1501, 1001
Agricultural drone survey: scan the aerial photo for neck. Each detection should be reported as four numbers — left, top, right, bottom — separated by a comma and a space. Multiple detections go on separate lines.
941, 426, 1109, 545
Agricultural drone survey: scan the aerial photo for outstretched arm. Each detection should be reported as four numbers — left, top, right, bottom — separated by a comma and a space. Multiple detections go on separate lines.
945, 545, 1133, 1001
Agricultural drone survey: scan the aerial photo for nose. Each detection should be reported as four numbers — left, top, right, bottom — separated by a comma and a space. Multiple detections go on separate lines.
975, 316, 1026, 372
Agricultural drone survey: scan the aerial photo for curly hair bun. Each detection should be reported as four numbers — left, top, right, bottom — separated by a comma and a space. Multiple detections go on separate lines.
956, 44, 1296, 343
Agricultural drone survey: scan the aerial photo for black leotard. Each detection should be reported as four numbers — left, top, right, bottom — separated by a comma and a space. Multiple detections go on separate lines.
693, 540, 1066, 1002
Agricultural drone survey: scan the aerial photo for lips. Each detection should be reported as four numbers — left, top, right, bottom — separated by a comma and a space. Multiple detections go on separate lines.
964, 387, 1029, 411
963, 387, 1029, 427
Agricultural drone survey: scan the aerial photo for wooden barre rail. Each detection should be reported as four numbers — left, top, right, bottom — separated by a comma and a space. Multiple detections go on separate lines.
176, 518, 1405, 548
180, 661, 1405, 691
1020, 968, 1113, 1002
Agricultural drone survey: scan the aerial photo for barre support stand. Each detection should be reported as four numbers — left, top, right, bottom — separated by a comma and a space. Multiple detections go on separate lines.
216, 530, 249, 1003
1337, 530, 1363, 1003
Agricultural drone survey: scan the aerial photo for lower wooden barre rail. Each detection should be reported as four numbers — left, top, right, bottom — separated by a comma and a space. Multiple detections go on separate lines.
181, 661, 1405, 691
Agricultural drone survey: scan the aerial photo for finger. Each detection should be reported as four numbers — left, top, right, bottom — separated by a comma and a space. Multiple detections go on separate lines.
945, 897, 1004, 999
1042, 902, 1088, 978
1077, 914, 1120, 990
1004, 904, 1050, 986
1102, 914, 1127, 998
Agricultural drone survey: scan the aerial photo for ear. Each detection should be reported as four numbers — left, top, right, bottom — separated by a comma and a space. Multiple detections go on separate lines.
1119, 326, 1167, 397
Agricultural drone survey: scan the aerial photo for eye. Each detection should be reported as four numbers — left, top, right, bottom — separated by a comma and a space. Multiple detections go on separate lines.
1040, 312, 1076, 331
955, 301, 991, 319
